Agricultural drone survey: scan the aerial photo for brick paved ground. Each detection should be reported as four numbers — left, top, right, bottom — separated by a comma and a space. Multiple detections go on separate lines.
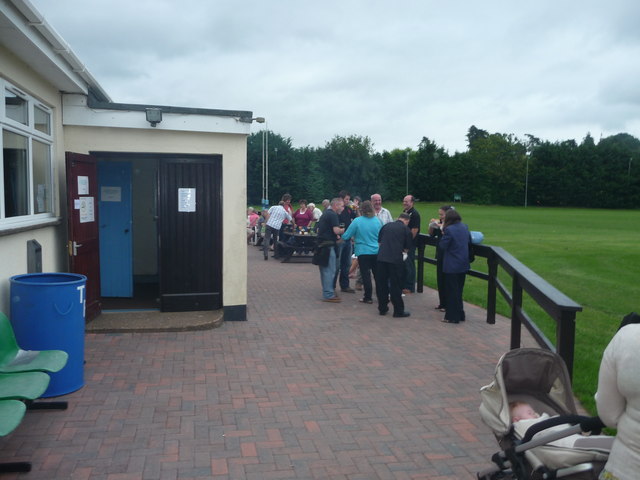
1, 245, 524, 479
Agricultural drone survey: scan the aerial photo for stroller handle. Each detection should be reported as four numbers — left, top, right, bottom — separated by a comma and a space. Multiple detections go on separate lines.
521, 415, 605, 444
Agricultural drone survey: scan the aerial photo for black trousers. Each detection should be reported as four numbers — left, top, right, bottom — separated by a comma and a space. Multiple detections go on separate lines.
357, 254, 377, 301
436, 248, 446, 307
444, 272, 466, 323
376, 261, 405, 314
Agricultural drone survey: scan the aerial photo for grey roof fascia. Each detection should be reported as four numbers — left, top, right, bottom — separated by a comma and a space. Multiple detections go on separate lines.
86, 94, 254, 123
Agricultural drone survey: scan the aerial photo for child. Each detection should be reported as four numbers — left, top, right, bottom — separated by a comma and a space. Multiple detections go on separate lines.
510, 401, 613, 451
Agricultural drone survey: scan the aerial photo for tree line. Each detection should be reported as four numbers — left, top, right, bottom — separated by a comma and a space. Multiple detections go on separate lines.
247, 126, 640, 209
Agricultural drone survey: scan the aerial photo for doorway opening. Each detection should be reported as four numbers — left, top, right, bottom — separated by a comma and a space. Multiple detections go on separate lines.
95, 154, 159, 312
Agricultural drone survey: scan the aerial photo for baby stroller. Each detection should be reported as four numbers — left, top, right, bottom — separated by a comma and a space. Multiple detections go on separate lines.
477, 348, 611, 480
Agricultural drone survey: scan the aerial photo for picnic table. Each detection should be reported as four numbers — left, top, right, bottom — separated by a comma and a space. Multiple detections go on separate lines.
279, 228, 317, 263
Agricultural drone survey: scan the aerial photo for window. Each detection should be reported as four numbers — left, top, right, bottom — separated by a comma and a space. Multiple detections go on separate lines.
1, 81, 54, 227
34, 106, 51, 135
5, 89, 28, 125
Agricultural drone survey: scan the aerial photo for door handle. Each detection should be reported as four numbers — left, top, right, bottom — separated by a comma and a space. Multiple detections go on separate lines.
72, 241, 83, 256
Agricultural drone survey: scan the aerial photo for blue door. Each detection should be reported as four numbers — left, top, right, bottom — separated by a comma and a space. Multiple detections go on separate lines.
98, 161, 133, 297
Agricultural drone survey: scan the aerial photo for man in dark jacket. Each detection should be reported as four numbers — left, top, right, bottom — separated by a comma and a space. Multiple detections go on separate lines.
376, 213, 412, 317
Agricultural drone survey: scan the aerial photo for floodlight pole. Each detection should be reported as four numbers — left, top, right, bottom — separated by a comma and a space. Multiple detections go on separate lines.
524, 153, 530, 208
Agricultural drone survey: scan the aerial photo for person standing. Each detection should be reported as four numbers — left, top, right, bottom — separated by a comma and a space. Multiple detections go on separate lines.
334, 190, 357, 294
262, 202, 292, 261
341, 201, 381, 304
402, 195, 421, 294
279, 193, 294, 241
316, 197, 345, 302
376, 213, 412, 317
371, 193, 393, 225
428, 205, 454, 311
595, 313, 640, 480
438, 209, 470, 324
292, 199, 314, 229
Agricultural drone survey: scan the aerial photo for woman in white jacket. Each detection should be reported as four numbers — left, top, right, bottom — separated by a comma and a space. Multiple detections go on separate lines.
596, 313, 640, 480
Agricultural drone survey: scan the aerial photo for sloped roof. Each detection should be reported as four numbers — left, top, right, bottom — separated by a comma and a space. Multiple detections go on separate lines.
1, 0, 253, 122
1, 0, 111, 101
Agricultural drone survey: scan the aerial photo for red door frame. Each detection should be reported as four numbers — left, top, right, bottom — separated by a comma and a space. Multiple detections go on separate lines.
65, 152, 101, 320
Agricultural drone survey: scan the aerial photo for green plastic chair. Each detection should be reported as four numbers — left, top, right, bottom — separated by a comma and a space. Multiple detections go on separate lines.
0, 399, 31, 472
0, 312, 68, 374
0, 371, 50, 401
0, 399, 26, 436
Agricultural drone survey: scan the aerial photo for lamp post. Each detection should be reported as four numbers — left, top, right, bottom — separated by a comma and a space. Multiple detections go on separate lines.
264, 121, 269, 207
251, 117, 267, 208
524, 153, 530, 208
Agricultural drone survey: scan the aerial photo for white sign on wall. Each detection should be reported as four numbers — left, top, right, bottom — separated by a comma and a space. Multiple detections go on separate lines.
178, 188, 196, 212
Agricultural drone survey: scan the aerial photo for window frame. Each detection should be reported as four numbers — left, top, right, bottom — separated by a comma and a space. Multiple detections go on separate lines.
1, 79, 55, 230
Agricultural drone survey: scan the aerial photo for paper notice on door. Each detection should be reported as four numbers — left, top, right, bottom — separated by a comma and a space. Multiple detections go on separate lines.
178, 188, 196, 212
101, 186, 122, 202
79, 196, 95, 223
78, 176, 89, 195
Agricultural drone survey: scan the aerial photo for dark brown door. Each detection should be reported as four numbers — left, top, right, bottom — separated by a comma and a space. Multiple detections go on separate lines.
158, 156, 222, 311
65, 152, 101, 320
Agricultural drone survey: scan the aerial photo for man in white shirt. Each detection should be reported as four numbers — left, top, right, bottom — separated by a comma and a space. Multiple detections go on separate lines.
263, 203, 292, 260
371, 193, 393, 225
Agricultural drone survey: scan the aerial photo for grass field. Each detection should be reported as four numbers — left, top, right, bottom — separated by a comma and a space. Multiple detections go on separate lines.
383, 202, 640, 414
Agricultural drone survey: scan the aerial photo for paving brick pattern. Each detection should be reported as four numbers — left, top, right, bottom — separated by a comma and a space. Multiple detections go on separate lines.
0, 245, 524, 479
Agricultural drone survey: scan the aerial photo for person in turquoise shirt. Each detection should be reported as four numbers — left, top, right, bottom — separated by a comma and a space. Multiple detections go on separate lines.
341, 200, 382, 304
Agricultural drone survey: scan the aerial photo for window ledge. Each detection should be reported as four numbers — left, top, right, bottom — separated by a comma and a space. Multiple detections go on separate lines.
0, 217, 62, 237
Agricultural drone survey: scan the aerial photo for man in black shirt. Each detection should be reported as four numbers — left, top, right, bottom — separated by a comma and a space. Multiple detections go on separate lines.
376, 213, 412, 317
316, 198, 345, 302
402, 195, 421, 294
334, 190, 357, 293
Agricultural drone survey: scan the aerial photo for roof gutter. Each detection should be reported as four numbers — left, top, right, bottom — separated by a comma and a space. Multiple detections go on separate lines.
10, 0, 111, 102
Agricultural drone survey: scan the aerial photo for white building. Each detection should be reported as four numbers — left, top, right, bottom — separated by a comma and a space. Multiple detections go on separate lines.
1, 0, 252, 322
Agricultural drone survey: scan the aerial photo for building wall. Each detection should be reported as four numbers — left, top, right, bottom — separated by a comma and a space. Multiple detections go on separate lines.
63, 125, 248, 310
0, 45, 67, 315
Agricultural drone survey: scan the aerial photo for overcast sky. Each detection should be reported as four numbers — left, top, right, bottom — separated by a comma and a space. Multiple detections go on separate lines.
30, 0, 640, 153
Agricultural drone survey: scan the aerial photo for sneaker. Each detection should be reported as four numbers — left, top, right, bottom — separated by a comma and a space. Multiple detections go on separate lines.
322, 296, 342, 303
393, 311, 411, 318
341, 287, 356, 293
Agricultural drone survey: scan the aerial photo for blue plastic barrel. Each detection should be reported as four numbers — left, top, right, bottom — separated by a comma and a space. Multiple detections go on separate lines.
9, 273, 87, 397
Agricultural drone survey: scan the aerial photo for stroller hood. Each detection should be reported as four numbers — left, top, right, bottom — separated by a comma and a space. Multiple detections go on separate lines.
479, 348, 577, 436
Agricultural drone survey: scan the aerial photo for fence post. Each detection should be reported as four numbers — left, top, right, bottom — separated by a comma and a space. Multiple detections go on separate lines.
416, 237, 425, 293
510, 276, 523, 349
486, 255, 498, 324
557, 310, 577, 380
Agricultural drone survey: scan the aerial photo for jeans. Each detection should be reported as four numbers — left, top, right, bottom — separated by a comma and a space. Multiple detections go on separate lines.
404, 245, 416, 292
333, 240, 352, 290
320, 247, 337, 299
